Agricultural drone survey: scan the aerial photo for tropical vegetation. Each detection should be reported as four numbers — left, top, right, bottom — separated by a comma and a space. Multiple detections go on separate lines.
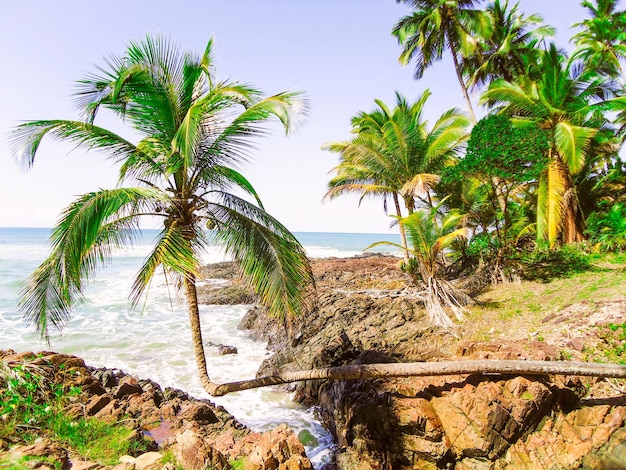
325, 0, 626, 327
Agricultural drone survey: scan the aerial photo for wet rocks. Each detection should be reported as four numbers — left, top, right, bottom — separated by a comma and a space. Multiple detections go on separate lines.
0, 350, 312, 470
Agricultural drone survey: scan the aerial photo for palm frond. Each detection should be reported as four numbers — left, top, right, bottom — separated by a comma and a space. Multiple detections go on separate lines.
9, 120, 138, 169
206, 196, 314, 321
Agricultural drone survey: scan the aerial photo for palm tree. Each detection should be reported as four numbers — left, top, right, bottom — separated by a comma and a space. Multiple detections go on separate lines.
392, 0, 493, 122
571, 0, 626, 81
480, 44, 617, 247
367, 200, 471, 327
464, 0, 554, 89
323, 90, 470, 261
10, 36, 315, 397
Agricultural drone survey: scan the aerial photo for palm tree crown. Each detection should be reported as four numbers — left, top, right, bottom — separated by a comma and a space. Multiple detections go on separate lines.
323, 90, 470, 258
11, 36, 314, 396
393, 0, 493, 121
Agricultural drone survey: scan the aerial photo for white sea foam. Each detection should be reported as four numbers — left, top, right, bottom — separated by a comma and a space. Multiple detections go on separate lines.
2, 228, 378, 467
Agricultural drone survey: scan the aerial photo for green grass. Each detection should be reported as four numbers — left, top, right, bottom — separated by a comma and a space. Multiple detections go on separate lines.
0, 363, 153, 466
464, 252, 626, 343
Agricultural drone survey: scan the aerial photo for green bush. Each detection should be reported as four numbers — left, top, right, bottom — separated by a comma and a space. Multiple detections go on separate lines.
518, 244, 592, 282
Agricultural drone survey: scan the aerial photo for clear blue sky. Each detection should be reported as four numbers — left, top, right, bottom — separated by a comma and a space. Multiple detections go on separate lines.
0, 1, 590, 233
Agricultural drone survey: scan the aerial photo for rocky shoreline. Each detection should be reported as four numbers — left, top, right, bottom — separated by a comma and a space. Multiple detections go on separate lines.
232, 255, 626, 469
3, 254, 626, 469
0, 349, 312, 470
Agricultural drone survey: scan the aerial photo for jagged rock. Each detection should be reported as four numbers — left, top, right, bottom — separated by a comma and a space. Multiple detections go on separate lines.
115, 376, 144, 398
173, 428, 228, 470
68, 460, 99, 470
9, 440, 70, 469
246, 424, 310, 470
219, 345, 238, 355
134, 451, 164, 470
179, 402, 220, 424
86, 394, 112, 416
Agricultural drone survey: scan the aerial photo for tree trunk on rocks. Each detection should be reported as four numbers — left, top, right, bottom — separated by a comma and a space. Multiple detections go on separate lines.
207, 359, 626, 396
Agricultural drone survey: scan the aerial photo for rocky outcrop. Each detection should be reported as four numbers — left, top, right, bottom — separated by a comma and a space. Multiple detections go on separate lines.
233, 255, 626, 470
0, 350, 312, 470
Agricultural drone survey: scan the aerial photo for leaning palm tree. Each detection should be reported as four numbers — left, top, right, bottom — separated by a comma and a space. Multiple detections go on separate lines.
10, 36, 315, 397
367, 199, 471, 327
480, 44, 618, 247
323, 90, 470, 261
393, 0, 493, 122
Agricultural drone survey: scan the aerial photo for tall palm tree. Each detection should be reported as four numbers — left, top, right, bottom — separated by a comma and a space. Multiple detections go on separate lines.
480, 44, 617, 247
464, 0, 554, 89
10, 36, 315, 397
392, 0, 493, 122
323, 90, 470, 260
571, 0, 626, 82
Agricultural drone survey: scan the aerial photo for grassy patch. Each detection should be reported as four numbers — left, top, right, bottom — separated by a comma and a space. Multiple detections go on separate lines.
0, 363, 153, 466
464, 258, 626, 343
585, 323, 626, 364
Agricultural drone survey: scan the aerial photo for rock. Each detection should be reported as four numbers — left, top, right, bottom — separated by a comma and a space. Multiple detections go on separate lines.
179, 402, 220, 424
68, 460, 99, 470
246, 424, 310, 470
10, 440, 69, 469
173, 429, 228, 470
219, 345, 238, 355
115, 377, 144, 398
85, 394, 112, 416
134, 451, 163, 470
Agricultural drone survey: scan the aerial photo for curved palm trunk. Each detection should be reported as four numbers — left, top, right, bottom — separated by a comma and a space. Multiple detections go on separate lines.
207, 359, 626, 396
393, 193, 410, 263
184, 273, 221, 396
449, 44, 477, 124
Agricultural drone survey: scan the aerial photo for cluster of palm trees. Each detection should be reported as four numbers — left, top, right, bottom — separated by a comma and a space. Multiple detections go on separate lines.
325, 0, 626, 324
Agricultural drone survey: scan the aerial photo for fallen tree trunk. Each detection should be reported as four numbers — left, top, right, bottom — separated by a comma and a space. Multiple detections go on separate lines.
208, 360, 626, 396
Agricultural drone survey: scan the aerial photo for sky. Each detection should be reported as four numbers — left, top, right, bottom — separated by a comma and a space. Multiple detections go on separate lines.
0, 1, 592, 233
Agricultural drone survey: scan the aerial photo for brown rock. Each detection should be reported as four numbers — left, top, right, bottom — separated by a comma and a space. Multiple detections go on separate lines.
179, 402, 219, 424
173, 429, 228, 470
86, 394, 112, 416
115, 381, 144, 398
11, 440, 69, 469
134, 452, 163, 470
68, 460, 99, 470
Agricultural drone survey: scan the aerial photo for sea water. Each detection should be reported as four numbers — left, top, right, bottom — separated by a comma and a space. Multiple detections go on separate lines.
0, 227, 400, 467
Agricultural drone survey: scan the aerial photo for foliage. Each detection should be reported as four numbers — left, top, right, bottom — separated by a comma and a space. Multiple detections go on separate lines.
367, 199, 473, 327
585, 323, 626, 365
456, 114, 549, 183
0, 363, 152, 464
393, 0, 492, 120
480, 44, 618, 247
324, 90, 469, 259
571, 0, 626, 80
586, 203, 626, 251
517, 244, 593, 282
464, 0, 554, 88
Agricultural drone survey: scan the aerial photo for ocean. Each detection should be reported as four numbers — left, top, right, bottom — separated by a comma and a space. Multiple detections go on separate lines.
0, 227, 401, 467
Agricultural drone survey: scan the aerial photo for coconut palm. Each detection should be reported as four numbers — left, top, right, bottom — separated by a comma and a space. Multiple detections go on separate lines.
323, 90, 470, 260
480, 44, 617, 247
464, 0, 554, 89
571, 0, 626, 81
10, 36, 315, 397
393, 0, 493, 122
367, 199, 471, 327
